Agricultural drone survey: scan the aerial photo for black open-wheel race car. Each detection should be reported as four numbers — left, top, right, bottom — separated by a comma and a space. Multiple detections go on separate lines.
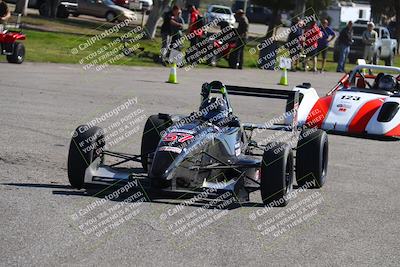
68, 81, 329, 207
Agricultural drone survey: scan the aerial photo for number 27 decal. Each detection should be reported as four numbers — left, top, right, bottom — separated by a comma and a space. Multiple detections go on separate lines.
163, 132, 194, 143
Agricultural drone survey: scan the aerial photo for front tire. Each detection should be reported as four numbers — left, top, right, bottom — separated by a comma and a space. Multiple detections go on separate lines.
140, 114, 172, 172
260, 142, 294, 207
296, 129, 328, 188
68, 125, 105, 189
7, 42, 25, 64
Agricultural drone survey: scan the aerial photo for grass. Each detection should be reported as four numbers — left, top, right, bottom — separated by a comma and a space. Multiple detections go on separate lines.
2, 14, 400, 71
22, 29, 162, 66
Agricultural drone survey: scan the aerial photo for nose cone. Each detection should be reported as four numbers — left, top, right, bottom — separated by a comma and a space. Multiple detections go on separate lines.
150, 151, 178, 179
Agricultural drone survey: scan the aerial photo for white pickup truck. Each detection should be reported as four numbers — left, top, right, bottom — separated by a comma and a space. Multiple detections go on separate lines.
334, 23, 398, 66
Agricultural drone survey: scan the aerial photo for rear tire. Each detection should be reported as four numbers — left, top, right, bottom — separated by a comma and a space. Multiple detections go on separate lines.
106, 12, 117, 22
296, 129, 328, 188
385, 51, 394, 66
67, 125, 105, 189
57, 5, 70, 18
141, 114, 172, 172
260, 142, 294, 207
7, 42, 25, 64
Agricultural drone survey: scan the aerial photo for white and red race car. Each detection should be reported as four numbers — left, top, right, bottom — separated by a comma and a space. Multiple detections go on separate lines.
287, 65, 400, 139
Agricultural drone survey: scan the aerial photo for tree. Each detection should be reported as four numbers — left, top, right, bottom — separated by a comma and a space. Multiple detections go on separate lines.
252, 0, 332, 37
144, 0, 171, 39
252, 0, 295, 38
14, 0, 29, 16
144, 0, 188, 39
37, 0, 60, 18
47, 0, 61, 18
252, 0, 332, 69
370, 0, 400, 53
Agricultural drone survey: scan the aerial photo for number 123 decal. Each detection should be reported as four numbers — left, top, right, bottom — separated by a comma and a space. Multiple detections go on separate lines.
341, 95, 360, 101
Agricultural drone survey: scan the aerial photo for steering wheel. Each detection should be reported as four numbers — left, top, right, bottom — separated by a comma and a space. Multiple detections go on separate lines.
357, 70, 373, 89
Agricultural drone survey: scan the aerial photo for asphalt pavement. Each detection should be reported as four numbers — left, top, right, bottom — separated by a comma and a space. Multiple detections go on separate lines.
0, 63, 399, 266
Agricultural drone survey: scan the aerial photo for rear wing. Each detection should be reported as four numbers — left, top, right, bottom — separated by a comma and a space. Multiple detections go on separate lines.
210, 85, 299, 132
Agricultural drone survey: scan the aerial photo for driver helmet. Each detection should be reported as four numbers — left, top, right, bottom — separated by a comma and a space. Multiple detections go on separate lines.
199, 97, 229, 123
373, 72, 385, 88
378, 74, 397, 91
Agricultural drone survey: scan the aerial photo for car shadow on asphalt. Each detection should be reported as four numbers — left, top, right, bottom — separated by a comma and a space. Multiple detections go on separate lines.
2, 182, 266, 210
2, 182, 72, 189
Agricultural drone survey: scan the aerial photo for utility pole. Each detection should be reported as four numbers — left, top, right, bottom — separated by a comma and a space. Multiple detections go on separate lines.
295, 0, 306, 18
243, 0, 248, 11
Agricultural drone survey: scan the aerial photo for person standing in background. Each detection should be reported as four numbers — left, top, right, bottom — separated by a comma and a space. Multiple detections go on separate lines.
317, 19, 336, 73
336, 21, 353, 73
0, 0, 11, 32
169, 6, 184, 50
188, 5, 203, 48
234, 9, 249, 69
160, 5, 183, 64
160, 7, 173, 63
303, 21, 322, 72
287, 17, 304, 71
362, 22, 378, 64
